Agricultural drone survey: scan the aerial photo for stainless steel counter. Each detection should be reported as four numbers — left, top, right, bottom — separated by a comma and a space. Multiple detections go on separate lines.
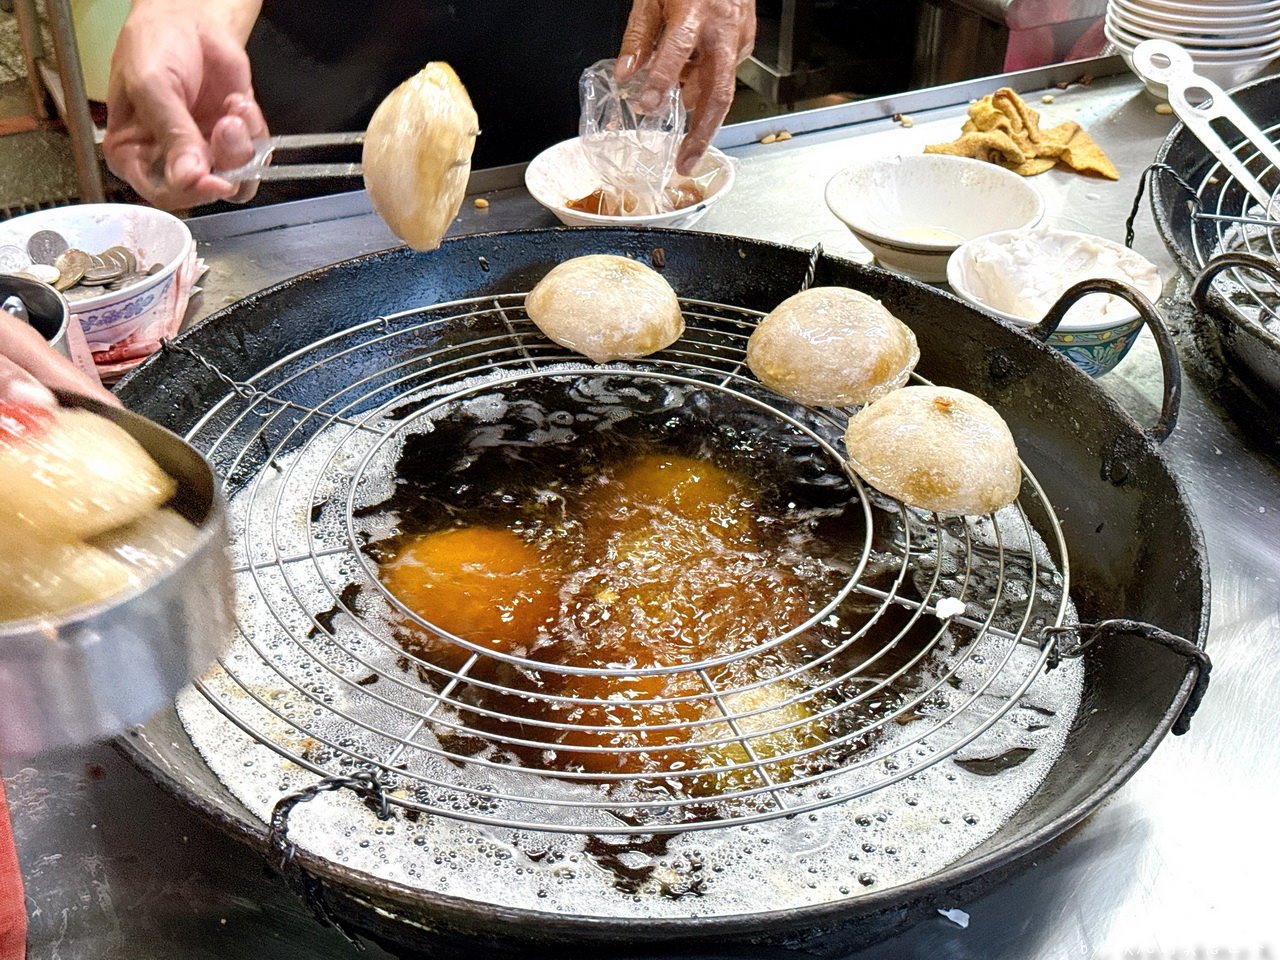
8, 58, 1280, 959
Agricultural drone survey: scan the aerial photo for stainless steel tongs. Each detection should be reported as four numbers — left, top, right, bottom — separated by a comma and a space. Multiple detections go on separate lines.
215, 131, 365, 183
1130, 40, 1280, 218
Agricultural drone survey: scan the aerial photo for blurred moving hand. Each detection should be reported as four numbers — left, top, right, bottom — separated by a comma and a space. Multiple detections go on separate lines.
617, 0, 756, 175
103, 0, 268, 210
0, 311, 118, 408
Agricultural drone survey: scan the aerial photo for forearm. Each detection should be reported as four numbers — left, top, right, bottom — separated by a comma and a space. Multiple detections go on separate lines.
128, 0, 263, 44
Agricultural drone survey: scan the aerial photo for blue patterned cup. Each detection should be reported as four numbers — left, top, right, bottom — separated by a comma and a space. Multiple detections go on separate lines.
946, 228, 1162, 378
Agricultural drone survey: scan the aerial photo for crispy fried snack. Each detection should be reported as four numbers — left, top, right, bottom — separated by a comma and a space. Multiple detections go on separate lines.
925, 87, 1118, 180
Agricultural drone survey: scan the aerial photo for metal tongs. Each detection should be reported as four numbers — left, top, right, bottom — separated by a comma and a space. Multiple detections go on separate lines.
215, 131, 365, 184
1131, 39, 1280, 221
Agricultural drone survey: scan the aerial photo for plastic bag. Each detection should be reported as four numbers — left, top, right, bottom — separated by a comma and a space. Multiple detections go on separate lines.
577, 58, 686, 216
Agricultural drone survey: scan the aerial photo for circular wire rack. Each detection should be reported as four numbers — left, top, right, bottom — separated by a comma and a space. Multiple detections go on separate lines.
1184, 121, 1280, 323
184, 291, 1071, 835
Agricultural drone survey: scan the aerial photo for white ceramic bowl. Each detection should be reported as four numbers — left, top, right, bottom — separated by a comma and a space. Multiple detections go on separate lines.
824, 154, 1045, 282
1113, 35, 1278, 95
1120, 0, 1280, 15
947, 228, 1163, 376
0, 203, 192, 354
1107, 19, 1280, 55
524, 138, 735, 229
1110, 5, 1280, 36
1111, 0, 1280, 18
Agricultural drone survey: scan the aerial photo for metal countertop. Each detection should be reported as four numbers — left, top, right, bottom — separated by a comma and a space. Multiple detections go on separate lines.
8, 58, 1280, 960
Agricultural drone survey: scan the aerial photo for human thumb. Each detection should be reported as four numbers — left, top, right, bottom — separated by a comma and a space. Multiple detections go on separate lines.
165, 144, 209, 187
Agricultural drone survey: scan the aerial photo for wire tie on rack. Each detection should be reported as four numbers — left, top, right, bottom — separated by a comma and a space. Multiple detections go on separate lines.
160, 338, 263, 403
1124, 162, 1198, 249
800, 243, 824, 292
1041, 619, 1211, 735
267, 770, 394, 949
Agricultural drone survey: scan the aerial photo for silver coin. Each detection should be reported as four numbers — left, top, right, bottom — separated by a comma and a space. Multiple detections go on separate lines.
107, 271, 146, 291
81, 266, 120, 285
104, 245, 138, 274
27, 263, 61, 285
100, 249, 128, 274
27, 229, 69, 265
146, 262, 164, 275
0, 244, 31, 272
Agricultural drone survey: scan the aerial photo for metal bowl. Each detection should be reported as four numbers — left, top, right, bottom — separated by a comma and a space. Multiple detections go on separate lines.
0, 392, 233, 757
0, 273, 70, 358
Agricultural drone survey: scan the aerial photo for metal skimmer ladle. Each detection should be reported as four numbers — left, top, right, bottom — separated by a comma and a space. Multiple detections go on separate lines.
1131, 39, 1280, 218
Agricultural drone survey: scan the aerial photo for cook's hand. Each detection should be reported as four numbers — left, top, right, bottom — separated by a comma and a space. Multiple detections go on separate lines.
104, 0, 267, 210
617, 0, 755, 175
0, 311, 119, 409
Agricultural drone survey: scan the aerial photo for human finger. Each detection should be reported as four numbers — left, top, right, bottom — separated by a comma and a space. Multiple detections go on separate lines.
676, 49, 736, 174
637, 15, 701, 113
210, 112, 261, 203
228, 91, 269, 139
0, 312, 119, 407
210, 113, 255, 170
0, 356, 58, 408
617, 0, 662, 80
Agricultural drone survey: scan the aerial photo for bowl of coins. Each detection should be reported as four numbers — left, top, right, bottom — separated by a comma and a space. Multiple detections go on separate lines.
0, 204, 194, 363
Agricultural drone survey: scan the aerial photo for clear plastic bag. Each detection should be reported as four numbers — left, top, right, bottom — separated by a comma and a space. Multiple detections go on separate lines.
577, 58, 686, 216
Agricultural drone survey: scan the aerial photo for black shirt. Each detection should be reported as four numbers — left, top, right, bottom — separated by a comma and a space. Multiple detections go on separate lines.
247, 0, 631, 170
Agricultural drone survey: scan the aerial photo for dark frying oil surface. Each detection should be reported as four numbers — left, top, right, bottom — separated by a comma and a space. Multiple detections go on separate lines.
350, 376, 958, 792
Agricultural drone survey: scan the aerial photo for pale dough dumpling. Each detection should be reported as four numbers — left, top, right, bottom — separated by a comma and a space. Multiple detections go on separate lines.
843, 386, 1021, 517
525, 254, 684, 363
747, 287, 919, 405
362, 62, 478, 251
0, 408, 175, 541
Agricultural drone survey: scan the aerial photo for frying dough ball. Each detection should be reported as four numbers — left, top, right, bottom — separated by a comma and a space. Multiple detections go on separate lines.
0, 540, 139, 622
746, 287, 919, 405
842, 386, 1021, 517
579, 453, 755, 553
0, 405, 175, 542
544, 670, 706, 776
362, 62, 478, 251
380, 526, 560, 671
691, 680, 829, 796
525, 255, 683, 363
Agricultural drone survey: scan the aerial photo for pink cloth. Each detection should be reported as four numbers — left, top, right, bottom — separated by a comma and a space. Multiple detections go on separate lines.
0, 773, 24, 960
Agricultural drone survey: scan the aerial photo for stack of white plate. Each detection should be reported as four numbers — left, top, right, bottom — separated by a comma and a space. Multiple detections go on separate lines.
1106, 0, 1280, 92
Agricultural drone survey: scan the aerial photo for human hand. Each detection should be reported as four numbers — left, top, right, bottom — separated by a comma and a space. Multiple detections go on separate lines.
104, 0, 268, 209
617, 0, 756, 175
0, 311, 119, 409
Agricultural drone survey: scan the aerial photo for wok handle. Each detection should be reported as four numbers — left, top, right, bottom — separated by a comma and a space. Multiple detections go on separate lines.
1191, 251, 1280, 314
1028, 278, 1181, 445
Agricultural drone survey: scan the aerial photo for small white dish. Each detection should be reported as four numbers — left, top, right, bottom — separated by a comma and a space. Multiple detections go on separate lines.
524, 137, 735, 229
824, 154, 1044, 282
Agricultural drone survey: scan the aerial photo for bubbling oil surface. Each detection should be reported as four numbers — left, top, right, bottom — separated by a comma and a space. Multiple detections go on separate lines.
356, 374, 934, 793
179, 371, 1084, 918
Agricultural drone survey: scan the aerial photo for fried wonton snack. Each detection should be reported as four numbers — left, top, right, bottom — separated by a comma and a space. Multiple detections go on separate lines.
925, 87, 1118, 180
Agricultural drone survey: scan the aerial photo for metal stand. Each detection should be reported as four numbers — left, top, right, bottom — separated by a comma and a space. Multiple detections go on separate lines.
12, 0, 107, 202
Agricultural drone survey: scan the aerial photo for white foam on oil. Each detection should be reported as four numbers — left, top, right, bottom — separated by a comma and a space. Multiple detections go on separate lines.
178, 374, 1084, 920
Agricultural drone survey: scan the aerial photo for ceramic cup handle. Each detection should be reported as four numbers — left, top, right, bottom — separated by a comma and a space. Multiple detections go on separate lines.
1028, 278, 1181, 445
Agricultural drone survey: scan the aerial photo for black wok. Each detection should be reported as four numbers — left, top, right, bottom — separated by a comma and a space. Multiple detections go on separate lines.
114, 227, 1207, 958
1150, 74, 1280, 407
